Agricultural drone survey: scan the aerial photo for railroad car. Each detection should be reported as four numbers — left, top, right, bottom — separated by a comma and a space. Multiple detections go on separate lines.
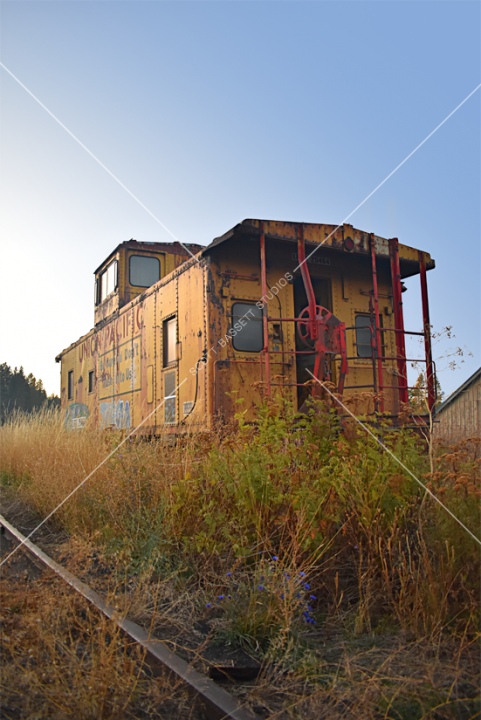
56, 219, 436, 432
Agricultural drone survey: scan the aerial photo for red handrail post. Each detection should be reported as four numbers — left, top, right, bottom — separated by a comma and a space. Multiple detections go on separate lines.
389, 238, 409, 405
260, 222, 271, 395
370, 234, 385, 413
419, 251, 435, 412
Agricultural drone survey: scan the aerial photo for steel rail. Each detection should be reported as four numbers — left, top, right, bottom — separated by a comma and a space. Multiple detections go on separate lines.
0, 514, 261, 720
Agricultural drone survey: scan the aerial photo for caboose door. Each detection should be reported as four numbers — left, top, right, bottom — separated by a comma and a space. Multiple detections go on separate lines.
293, 276, 332, 410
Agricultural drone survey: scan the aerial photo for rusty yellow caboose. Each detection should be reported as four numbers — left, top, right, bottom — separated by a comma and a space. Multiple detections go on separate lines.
56, 220, 436, 432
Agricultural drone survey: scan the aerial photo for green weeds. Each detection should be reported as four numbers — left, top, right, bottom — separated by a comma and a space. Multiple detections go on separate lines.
0, 398, 480, 715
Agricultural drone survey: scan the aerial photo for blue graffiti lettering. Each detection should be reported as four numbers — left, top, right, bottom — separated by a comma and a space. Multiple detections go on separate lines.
99, 399, 132, 430
65, 403, 90, 431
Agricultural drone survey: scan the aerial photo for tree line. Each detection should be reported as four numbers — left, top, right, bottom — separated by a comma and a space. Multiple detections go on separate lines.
0, 363, 60, 423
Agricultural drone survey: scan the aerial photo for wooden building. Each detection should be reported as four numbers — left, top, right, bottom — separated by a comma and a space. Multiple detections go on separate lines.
434, 368, 481, 441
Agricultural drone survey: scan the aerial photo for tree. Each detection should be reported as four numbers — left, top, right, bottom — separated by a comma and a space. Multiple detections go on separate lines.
0, 363, 60, 423
409, 370, 444, 414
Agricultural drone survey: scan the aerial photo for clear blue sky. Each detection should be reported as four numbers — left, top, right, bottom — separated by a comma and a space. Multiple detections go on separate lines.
1, 1, 479, 397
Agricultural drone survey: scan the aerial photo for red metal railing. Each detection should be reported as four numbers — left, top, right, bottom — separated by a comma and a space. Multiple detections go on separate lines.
231, 225, 437, 417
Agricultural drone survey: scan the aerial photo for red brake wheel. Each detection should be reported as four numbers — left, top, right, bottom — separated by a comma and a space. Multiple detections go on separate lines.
297, 305, 332, 346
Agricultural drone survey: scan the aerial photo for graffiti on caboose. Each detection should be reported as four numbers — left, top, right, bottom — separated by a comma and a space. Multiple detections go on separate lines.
65, 403, 90, 430
99, 399, 132, 429
98, 337, 141, 400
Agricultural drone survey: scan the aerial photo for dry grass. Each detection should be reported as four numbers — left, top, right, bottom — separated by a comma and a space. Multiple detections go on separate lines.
0, 560, 201, 719
0, 404, 480, 719
0, 409, 198, 539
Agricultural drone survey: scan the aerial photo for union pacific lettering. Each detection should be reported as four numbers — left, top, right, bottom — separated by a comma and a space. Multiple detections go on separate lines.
83, 307, 144, 358
78, 335, 98, 362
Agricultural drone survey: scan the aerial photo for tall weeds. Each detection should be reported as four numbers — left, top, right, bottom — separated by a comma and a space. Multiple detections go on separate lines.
0, 401, 479, 650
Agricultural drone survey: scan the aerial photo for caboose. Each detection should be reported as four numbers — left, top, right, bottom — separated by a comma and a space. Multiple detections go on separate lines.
56, 219, 436, 432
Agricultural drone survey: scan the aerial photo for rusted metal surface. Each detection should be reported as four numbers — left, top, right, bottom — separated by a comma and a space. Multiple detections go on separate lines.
205, 220, 435, 275
0, 515, 261, 720
56, 219, 436, 429
297, 224, 318, 341
219, 272, 259, 281
94, 239, 203, 328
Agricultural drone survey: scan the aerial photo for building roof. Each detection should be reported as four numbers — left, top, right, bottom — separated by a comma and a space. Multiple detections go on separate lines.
435, 367, 481, 415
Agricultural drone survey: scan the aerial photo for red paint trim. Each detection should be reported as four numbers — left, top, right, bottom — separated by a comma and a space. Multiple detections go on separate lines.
419, 251, 435, 412
370, 235, 385, 412
389, 238, 408, 404
260, 223, 271, 395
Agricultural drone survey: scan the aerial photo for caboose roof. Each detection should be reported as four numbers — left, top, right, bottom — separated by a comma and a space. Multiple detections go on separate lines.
93, 239, 203, 276
202, 219, 435, 278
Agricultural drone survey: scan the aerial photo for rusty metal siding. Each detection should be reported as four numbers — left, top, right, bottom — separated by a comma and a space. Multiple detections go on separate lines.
59, 254, 209, 433
58, 220, 437, 431
94, 240, 202, 327
201, 232, 403, 421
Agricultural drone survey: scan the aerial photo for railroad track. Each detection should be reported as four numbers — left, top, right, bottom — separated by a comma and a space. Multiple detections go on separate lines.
0, 514, 262, 720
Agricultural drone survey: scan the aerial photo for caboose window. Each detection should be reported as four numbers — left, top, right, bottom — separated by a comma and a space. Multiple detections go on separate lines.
164, 370, 176, 424
100, 260, 118, 302
355, 315, 373, 358
68, 370, 74, 400
129, 255, 160, 288
232, 303, 263, 353
163, 317, 177, 366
